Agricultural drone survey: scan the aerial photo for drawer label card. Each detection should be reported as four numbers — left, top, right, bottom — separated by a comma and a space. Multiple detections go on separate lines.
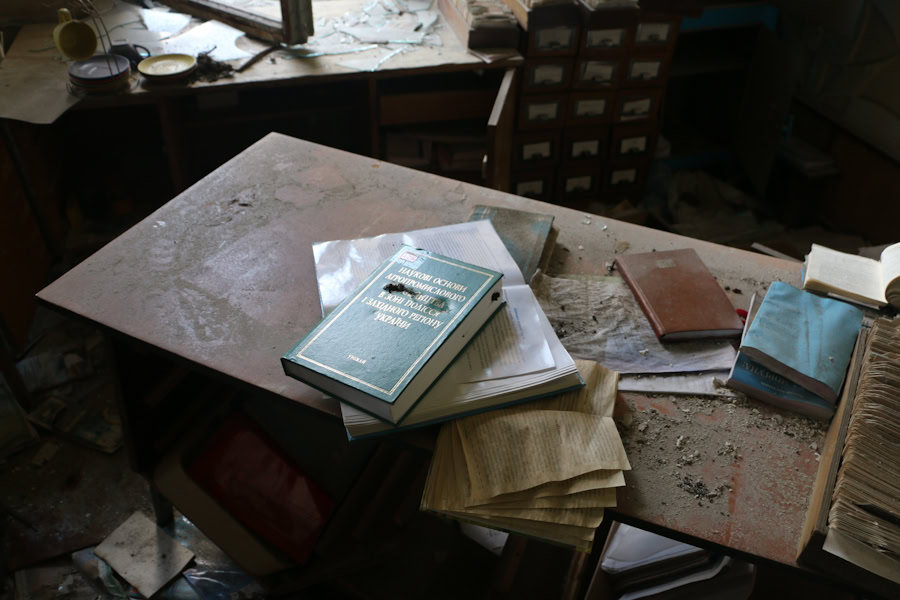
571, 140, 600, 158
581, 61, 615, 83
611, 168, 637, 185
522, 141, 552, 160
516, 180, 544, 196
536, 26, 574, 50
576, 99, 607, 117
527, 102, 559, 121
620, 98, 651, 120
533, 65, 565, 85
637, 23, 670, 43
587, 29, 624, 48
630, 60, 661, 80
566, 176, 592, 192
620, 136, 647, 154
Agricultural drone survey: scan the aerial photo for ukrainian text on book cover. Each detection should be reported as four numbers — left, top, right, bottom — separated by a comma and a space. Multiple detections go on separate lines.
287, 246, 501, 404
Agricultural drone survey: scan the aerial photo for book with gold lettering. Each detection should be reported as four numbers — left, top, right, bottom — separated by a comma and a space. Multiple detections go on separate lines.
282, 245, 504, 425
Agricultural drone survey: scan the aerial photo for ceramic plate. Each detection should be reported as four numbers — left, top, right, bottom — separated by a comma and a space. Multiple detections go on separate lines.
138, 54, 197, 78
68, 54, 130, 81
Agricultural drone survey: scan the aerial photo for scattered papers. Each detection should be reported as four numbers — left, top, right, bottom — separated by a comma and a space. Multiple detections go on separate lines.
95, 512, 194, 598
619, 371, 736, 397
162, 20, 252, 62
140, 8, 192, 36
531, 273, 737, 374
421, 360, 630, 551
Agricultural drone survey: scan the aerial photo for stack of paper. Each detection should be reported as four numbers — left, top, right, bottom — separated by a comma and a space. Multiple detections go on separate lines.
824, 317, 900, 585
420, 360, 630, 551
312, 221, 582, 440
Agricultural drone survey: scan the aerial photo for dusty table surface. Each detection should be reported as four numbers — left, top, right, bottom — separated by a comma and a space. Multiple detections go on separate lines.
38, 132, 816, 567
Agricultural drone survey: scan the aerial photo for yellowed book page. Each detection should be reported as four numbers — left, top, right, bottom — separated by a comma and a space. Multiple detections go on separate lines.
475, 487, 617, 510
464, 504, 606, 528
803, 244, 885, 305
824, 527, 900, 585
880, 243, 900, 306
459, 411, 631, 500
533, 359, 618, 416
487, 469, 625, 503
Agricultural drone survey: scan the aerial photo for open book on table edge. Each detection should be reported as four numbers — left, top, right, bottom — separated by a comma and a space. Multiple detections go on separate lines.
802, 242, 900, 309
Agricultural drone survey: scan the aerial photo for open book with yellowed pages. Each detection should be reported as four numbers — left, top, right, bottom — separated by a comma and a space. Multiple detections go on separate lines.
421, 360, 630, 551
802, 243, 900, 309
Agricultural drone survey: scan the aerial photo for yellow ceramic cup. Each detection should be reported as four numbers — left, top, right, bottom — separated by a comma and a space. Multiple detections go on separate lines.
53, 8, 97, 60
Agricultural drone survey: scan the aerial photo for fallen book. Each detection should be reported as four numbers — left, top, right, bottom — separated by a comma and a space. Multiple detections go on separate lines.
313, 220, 583, 439
726, 293, 835, 420
282, 245, 504, 425
739, 282, 862, 403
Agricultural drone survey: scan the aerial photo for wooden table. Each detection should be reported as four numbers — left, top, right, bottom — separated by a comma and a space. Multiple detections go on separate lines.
37, 132, 819, 578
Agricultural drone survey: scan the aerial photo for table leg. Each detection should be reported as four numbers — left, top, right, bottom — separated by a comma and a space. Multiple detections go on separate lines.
156, 99, 189, 193
149, 481, 174, 527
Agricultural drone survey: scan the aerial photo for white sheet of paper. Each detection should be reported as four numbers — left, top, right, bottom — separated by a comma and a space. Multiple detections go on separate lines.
140, 9, 192, 36
162, 20, 252, 62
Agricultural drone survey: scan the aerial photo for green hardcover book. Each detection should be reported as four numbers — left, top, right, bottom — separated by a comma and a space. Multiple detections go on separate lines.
282, 246, 504, 424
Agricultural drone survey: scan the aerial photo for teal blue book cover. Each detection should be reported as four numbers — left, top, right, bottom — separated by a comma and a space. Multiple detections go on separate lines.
740, 282, 862, 401
728, 352, 833, 419
282, 246, 503, 422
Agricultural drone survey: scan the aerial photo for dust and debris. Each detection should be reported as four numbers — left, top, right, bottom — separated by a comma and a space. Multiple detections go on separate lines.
678, 475, 728, 501
676, 451, 700, 467
732, 288, 743, 294
191, 52, 235, 83
615, 241, 631, 254
577, 245, 584, 250
639, 349, 649, 356
605, 262, 615, 274
581, 216, 592, 225
712, 377, 728, 389
617, 390, 827, 520
602, 224, 608, 231
718, 441, 738, 460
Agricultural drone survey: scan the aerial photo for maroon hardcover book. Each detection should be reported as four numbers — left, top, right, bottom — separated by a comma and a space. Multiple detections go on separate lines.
615, 248, 743, 341
188, 413, 334, 565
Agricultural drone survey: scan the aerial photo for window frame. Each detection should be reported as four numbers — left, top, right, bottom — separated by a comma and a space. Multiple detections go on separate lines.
159, 0, 313, 45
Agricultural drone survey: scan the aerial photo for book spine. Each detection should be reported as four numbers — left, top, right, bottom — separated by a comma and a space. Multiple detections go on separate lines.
615, 260, 666, 339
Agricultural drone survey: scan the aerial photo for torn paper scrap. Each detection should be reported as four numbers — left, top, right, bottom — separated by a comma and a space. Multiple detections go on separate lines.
94, 512, 194, 598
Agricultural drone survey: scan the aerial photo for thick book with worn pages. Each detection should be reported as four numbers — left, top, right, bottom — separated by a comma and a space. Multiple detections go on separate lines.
614, 248, 743, 341
312, 220, 582, 440
282, 245, 504, 424
740, 282, 862, 403
802, 242, 900, 309
727, 293, 834, 420
797, 318, 900, 598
